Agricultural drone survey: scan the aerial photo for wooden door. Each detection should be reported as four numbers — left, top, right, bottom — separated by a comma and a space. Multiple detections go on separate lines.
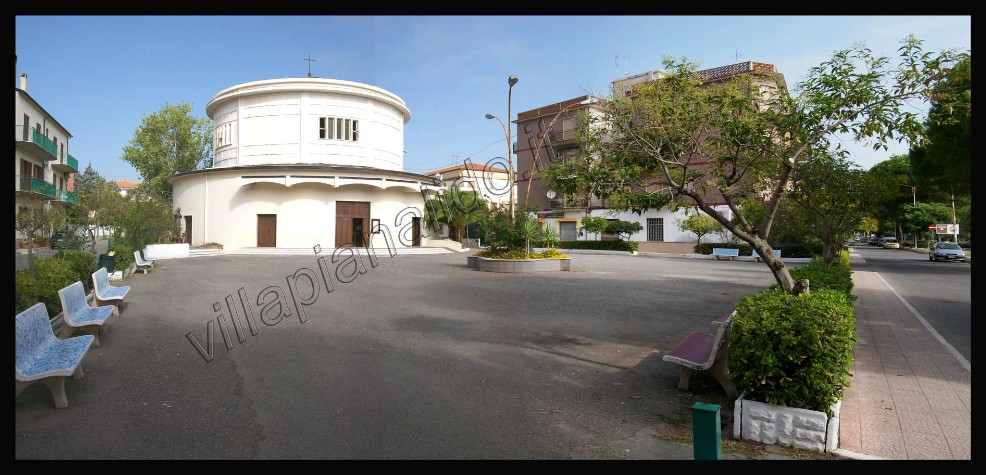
184, 216, 192, 244
335, 201, 370, 247
412, 217, 421, 247
257, 214, 276, 247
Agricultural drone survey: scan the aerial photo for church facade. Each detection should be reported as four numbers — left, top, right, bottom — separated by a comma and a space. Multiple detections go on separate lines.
171, 77, 442, 250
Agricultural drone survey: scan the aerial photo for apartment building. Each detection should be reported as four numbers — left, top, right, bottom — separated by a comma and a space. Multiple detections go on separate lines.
15, 73, 79, 240
514, 61, 786, 253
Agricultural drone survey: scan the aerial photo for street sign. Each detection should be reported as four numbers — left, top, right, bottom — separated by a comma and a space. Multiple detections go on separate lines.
934, 224, 960, 235
929, 224, 937, 231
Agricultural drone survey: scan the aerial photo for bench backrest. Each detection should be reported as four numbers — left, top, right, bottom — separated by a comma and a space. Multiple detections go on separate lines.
712, 248, 739, 256
58, 282, 89, 323
134, 250, 148, 265
16, 303, 57, 373
93, 267, 110, 291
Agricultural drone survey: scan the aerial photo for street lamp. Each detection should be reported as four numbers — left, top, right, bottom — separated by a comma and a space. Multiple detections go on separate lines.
485, 74, 518, 217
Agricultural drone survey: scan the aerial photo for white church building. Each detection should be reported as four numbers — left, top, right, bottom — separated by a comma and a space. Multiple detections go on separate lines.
171, 77, 450, 251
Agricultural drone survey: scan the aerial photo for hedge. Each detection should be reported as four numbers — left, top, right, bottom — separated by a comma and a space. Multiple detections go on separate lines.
693, 242, 822, 258
534, 240, 638, 252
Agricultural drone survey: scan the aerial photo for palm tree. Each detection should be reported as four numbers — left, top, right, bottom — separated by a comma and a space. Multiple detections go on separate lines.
425, 188, 491, 242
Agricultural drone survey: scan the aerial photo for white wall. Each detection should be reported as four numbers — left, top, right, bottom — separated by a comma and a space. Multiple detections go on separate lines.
172, 172, 428, 250
207, 79, 407, 171
541, 205, 735, 243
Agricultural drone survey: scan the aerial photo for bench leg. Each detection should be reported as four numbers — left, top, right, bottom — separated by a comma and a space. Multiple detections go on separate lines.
73, 364, 85, 380
60, 325, 76, 340
676, 366, 695, 391
710, 356, 738, 398
40, 376, 69, 409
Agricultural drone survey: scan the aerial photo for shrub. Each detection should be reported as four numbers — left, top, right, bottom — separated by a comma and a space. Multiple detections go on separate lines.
57, 250, 98, 293
693, 242, 821, 258
474, 248, 570, 259
729, 287, 858, 415
777, 256, 855, 298
22, 258, 79, 316
535, 240, 638, 252
108, 242, 136, 270
15, 270, 36, 314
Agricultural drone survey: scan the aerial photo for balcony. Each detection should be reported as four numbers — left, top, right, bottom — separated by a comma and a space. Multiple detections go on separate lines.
52, 152, 79, 173
14, 126, 58, 160
549, 196, 607, 209
548, 129, 577, 144
53, 189, 78, 204
16, 175, 57, 199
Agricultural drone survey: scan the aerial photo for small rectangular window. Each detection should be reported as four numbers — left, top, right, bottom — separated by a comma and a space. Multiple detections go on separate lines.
319, 117, 328, 139
352, 120, 359, 141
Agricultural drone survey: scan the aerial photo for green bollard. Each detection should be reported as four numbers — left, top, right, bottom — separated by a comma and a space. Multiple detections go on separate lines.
692, 402, 722, 460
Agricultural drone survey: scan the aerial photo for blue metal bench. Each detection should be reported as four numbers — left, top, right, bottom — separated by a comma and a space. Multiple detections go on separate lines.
755, 249, 782, 262
662, 312, 738, 397
58, 281, 116, 347
92, 267, 130, 316
134, 250, 155, 274
16, 303, 95, 409
711, 247, 740, 261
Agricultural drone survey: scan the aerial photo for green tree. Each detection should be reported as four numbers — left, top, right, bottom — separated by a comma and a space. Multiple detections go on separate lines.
676, 210, 723, 244
106, 188, 182, 251
605, 220, 643, 241
579, 216, 608, 240
899, 202, 951, 244
908, 56, 971, 198
121, 102, 212, 202
70, 163, 123, 253
542, 37, 966, 294
787, 152, 868, 266
423, 188, 491, 242
16, 206, 67, 278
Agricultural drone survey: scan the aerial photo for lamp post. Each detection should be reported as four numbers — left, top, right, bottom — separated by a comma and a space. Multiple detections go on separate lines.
485, 74, 518, 217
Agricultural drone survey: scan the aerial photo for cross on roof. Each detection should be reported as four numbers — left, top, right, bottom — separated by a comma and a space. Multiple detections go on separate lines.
305, 54, 316, 77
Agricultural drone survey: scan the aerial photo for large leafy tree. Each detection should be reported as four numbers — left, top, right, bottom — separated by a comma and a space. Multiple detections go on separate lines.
787, 152, 867, 266
908, 56, 971, 198
541, 36, 966, 294
121, 102, 212, 202
70, 163, 123, 252
899, 202, 952, 244
16, 206, 67, 278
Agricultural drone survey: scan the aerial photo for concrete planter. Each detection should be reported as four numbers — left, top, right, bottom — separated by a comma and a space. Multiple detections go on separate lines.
470, 256, 571, 273
733, 392, 841, 453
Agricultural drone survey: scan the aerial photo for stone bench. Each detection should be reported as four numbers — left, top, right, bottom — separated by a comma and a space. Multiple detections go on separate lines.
662, 312, 737, 397
16, 303, 95, 409
712, 248, 740, 261
58, 281, 116, 347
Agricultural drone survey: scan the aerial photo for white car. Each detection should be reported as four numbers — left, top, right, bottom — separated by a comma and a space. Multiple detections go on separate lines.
929, 242, 966, 262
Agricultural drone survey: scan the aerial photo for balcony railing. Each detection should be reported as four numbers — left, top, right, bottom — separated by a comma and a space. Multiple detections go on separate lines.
16, 175, 57, 198
67, 153, 79, 171
548, 129, 577, 142
55, 189, 78, 204
14, 126, 58, 160
549, 196, 607, 209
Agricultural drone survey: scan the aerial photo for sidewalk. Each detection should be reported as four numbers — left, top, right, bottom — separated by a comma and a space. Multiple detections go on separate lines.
835, 249, 971, 460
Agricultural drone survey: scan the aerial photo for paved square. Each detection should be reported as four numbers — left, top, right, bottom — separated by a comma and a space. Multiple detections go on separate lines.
15, 252, 783, 459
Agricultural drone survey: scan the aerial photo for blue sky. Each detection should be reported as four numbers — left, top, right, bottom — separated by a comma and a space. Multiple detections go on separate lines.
15, 15, 971, 183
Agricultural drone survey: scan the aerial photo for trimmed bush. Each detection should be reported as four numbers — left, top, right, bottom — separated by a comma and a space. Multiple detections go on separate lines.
475, 248, 570, 259
18, 258, 78, 316
777, 255, 855, 298
535, 240, 638, 252
693, 242, 821, 258
15, 270, 36, 314
108, 242, 136, 270
57, 250, 98, 293
729, 287, 858, 415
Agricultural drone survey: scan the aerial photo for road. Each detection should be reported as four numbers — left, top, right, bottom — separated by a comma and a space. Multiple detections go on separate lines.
851, 244, 971, 362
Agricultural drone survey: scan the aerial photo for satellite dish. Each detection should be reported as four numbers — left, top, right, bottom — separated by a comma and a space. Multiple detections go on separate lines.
546, 190, 557, 199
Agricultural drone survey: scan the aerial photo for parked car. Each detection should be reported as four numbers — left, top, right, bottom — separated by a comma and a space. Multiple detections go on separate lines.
49, 230, 84, 250
929, 242, 966, 262
880, 237, 900, 249
869, 238, 881, 246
